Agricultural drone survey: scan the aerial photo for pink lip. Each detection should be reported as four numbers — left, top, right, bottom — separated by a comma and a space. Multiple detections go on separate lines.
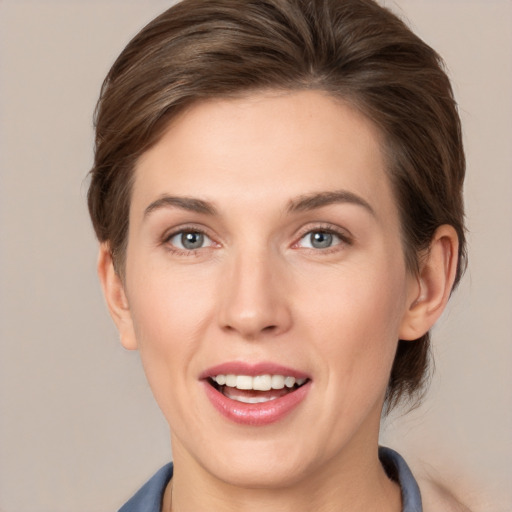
199, 361, 309, 380
200, 361, 311, 426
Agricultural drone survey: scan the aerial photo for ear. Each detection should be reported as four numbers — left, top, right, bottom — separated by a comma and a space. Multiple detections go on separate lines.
97, 243, 138, 350
399, 225, 459, 341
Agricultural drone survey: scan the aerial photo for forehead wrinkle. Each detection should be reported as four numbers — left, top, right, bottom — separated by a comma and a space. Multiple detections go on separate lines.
287, 190, 376, 217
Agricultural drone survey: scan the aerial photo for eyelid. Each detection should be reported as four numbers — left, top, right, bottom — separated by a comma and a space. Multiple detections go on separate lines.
292, 223, 353, 249
162, 224, 220, 253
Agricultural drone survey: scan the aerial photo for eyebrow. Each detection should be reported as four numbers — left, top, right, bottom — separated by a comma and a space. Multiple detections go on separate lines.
144, 195, 217, 218
143, 189, 375, 219
287, 190, 375, 216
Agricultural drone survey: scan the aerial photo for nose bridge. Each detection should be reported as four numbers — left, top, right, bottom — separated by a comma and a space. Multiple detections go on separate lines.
218, 242, 291, 339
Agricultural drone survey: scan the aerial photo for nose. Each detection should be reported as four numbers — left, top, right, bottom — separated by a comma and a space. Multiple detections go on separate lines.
217, 248, 292, 340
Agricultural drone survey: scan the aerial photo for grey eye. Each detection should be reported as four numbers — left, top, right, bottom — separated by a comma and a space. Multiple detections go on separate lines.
299, 230, 340, 249
169, 231, 208, 250
182, 232, 204, 249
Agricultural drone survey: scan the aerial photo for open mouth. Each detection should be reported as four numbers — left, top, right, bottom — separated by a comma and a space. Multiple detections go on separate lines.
208, 374, 309, 404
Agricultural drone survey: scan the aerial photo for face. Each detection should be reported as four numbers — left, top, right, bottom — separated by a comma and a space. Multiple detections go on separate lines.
114, 91, 419, 487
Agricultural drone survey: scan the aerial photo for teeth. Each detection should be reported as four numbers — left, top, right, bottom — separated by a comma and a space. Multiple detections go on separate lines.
212, 374, 307, 391
225, 374, 237, 387
271, 375, 285, 389
228, 394, 276, 404
284, 376, 295, 388
236, 375, 252, 390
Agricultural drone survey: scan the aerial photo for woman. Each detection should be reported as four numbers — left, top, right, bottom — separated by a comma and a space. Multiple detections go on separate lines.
87, 0, 467, 510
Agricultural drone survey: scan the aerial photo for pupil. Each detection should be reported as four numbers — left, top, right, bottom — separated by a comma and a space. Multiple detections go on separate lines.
182, 232, 204, 249
311, 231, 332, 249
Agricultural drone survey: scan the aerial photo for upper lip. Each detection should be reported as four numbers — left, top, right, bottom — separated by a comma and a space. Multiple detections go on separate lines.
199, 361, 310, 380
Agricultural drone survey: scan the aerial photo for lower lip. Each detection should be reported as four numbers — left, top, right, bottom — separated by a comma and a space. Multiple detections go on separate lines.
202, 381, 311, 426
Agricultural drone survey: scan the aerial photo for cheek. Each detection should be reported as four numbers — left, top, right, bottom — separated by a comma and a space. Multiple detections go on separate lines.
298, 260, 409, 388
124, 266, 217, 407
127, 258, 216, 343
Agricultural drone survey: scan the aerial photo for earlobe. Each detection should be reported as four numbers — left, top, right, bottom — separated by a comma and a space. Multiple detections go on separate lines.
399, 225, 459, 341
97, 244, 138, 350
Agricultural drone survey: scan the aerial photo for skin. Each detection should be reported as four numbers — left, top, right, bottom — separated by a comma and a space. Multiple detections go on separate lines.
99, 90, 458, 512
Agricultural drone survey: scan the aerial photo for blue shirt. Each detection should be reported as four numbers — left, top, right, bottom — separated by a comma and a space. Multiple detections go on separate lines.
119, 446, 422, 512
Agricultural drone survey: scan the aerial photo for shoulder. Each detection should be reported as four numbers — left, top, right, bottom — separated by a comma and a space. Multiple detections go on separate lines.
419, 477, 473, 512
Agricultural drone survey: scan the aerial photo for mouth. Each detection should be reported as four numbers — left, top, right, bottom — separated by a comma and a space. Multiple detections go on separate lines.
201, 364, 311, 425
208, 374, 309, 404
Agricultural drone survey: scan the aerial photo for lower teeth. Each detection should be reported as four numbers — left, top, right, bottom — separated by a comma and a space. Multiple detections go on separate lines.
226, 394, 278, 404
217, 382, 304, 404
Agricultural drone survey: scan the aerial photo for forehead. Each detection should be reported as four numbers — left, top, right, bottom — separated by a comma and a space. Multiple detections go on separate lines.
132, 90, 396, 223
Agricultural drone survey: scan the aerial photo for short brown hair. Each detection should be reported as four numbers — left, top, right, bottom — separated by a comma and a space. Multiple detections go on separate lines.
88, 0, 466, 410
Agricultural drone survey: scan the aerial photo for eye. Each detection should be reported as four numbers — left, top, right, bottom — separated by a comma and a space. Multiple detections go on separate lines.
298, 230, 344, 249
167, 230, 213, 251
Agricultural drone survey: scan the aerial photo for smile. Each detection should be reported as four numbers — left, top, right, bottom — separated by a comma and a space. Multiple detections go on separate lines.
202, 363, 311, 425
209, 374, 308, 403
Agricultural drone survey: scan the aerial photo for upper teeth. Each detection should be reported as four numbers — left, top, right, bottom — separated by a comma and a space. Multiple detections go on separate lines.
212, 374, 306, 391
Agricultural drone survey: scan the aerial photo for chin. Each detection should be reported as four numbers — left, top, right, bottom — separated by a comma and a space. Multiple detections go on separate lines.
205, 452, 312, 489
173, 429, 316, 489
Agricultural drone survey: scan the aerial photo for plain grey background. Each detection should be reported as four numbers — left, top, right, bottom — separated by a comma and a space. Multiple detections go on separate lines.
0, 1, 511, 511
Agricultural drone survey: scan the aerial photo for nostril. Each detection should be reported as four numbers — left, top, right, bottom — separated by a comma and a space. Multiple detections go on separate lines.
221, 323, 278, 335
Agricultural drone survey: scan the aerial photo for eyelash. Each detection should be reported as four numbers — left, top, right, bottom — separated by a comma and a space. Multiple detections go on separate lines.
162, 226, 217, 256
162, 224, 352, 256
293, 224, 353, 253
